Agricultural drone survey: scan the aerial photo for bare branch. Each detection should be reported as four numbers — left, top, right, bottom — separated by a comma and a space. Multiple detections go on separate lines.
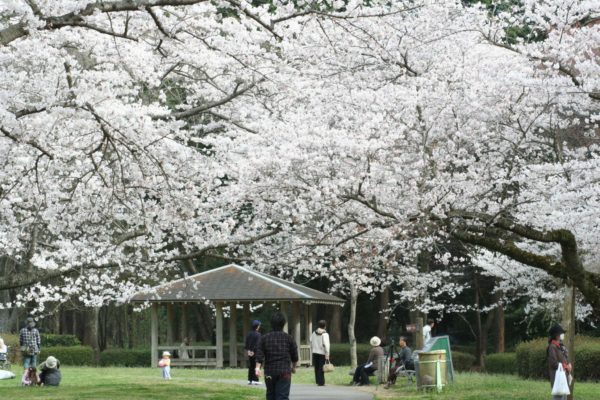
0, 126, 54, 159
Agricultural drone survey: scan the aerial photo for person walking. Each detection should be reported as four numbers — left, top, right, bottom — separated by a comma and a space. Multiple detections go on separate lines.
19, 316, 41, 371
245, 319, 262, 385
423, 319, 435, 346
547, 325, 571, 400
309, 320, 331, 386
255, 311, 299, 400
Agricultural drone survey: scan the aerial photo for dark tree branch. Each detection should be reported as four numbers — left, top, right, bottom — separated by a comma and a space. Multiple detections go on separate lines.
0, 126, 54, 159
156, 79, 264, 120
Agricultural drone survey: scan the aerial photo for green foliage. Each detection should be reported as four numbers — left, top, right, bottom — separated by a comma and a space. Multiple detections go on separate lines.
515, 336, 600, 382
486, 352, 517, 374
41, 334, 81, 347
329, 343, 372, 365
40, 346, 95, 366
100, 348, 151, 367
452, 351, 476, 371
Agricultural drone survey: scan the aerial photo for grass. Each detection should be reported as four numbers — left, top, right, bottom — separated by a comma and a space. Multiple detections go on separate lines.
0, 365, 598, 399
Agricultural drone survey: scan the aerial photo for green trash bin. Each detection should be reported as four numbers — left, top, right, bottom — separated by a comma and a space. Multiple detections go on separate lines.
416, 350, 447, 390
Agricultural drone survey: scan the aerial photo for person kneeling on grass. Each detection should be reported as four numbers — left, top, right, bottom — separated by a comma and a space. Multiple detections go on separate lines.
38, 356, 61, 386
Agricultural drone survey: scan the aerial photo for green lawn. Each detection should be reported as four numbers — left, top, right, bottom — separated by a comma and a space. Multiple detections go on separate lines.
1, 366, 599, 399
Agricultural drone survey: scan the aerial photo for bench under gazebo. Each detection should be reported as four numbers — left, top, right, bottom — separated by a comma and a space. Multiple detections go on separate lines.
130, 264, 344, 368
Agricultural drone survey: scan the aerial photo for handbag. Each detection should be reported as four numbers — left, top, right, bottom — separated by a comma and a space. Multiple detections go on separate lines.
551, 364, 570, 396
323, 360, 334, 373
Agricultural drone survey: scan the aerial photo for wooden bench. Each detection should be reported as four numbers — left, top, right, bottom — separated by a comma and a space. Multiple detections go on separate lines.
158, 345, 217, 368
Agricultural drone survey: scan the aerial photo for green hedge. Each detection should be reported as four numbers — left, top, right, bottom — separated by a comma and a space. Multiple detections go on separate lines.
39, 346, 95, 366
485, 353, 516, 374
330, 343, 372, 366
451, 351, 475, 371
515, 336, 600, 382
41, 334, 81, 347
100, 349, 151, 367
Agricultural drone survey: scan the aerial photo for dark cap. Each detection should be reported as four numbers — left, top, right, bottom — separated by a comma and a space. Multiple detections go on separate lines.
549, 325, 565, 339
251, 320, 261, 329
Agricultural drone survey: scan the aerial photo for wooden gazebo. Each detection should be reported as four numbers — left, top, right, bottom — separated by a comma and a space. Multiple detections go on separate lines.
130, 264, 344, 368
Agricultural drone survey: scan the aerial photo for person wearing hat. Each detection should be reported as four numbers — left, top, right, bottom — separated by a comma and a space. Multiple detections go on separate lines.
19, 316, 41, 371
351, 336, 384, 386
38, 355, 61, 386
547, 325, 571, 400
158, 351, 172, 379
245, 319, 262, 385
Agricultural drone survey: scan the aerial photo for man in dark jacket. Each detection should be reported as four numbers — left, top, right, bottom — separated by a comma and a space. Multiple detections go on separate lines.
255, 311, 299, 400
245, 319, 262, 385
384, 336, 414, 389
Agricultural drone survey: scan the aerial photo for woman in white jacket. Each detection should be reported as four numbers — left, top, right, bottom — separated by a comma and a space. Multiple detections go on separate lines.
310, 320, 331, 386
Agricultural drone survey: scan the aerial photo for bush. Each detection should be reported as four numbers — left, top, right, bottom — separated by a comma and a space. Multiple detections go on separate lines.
41, 334, 81, 347
39, 346, 95, 366
485, 353, 517, 374
515, 336, 600, 382
451, 351, 475, 371
100, 348, 151, 367
329, 343, 372, 366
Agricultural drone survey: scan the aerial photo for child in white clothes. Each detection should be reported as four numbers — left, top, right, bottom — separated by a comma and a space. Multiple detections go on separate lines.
158, 351, 171, 379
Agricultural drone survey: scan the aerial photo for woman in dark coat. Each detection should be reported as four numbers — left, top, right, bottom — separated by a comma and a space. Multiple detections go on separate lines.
547, 325, 571, 400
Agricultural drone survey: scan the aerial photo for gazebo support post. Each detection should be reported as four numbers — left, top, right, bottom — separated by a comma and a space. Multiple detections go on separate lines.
216, 302, 224, 368
180, 303, 188, 341
229, 302, 238, 367
292, 302, 301, 346
280, 302, 288, 333
243, 303, 250, 341
151, 303, 159, 367
305, 304, 312, 345
166, 303, 175, 345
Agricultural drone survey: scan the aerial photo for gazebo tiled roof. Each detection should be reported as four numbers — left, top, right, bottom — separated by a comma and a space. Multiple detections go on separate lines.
130, 264, 344, 305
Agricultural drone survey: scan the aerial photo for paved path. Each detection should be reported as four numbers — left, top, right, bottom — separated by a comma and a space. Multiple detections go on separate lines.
290, 384, 373, 400
207, 379, 374, 400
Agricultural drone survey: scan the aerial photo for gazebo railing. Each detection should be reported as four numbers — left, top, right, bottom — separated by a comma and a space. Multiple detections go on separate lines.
157, 345, 218, 367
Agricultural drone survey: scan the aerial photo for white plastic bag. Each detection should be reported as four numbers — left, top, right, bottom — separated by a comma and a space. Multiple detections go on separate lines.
551, 364, 570, 396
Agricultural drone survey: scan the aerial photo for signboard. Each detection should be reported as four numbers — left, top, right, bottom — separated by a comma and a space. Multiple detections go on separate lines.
406, 323, 417, 333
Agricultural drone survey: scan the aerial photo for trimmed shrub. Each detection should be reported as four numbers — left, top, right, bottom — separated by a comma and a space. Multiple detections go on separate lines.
39, 346, 95, 366
486, 353, 517, 375
451, 351, 475, 371
515, 336, 600, 382
329, 343, 372, 366
41, 334, 81, 347
100, 349, 151, 367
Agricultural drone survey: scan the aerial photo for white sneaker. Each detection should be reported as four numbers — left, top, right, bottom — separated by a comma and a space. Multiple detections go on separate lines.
252, 381, 261, 385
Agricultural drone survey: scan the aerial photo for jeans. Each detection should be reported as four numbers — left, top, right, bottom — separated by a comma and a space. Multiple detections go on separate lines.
162, 366, 171, 379
23, 354, 37, 369
248, 356, 259, 382
265, 372, 292, 400
313, 353, 325, 386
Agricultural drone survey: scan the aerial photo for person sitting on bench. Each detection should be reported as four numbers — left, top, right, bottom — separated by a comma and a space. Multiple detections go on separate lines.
351, 336, 384, 386
384, 336, 414, 389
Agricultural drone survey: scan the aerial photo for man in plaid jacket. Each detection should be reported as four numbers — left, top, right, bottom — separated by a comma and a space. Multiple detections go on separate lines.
19, 316, 41, 370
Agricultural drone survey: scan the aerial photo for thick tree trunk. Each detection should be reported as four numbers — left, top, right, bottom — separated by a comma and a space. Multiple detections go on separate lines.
377, 287, 390, 340
348, 283, 358, 369
83, 307, 100, 364
562, 286, 576, 400
494, 294, 505, 353
330, 303, 342, 343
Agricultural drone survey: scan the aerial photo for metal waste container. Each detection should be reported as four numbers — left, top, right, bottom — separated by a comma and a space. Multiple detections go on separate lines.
415, 350, 447, 389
